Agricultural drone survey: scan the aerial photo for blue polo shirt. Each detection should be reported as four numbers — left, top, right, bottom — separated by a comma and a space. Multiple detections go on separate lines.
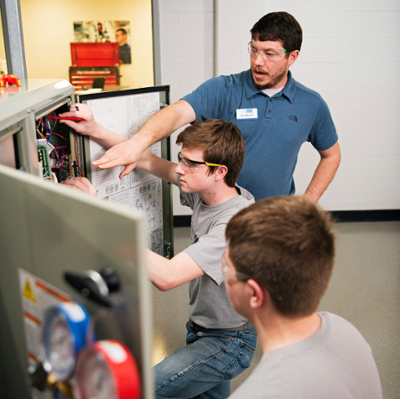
182, 70, 338, 201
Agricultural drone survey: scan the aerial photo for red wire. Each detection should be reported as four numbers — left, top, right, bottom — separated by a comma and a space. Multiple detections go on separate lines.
51, 132, 68, 141
74, 134, 84, 177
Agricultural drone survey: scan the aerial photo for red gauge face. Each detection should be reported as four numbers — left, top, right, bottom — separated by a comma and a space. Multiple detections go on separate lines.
76, 350, 117, 399
74, 341, 141, 399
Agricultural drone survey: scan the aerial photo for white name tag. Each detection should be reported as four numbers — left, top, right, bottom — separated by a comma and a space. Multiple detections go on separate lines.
236, 108, 258, 120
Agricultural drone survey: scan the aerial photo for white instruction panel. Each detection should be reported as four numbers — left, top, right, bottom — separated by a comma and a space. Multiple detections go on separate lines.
18, 269, 71, 399
87, 92, 164, 254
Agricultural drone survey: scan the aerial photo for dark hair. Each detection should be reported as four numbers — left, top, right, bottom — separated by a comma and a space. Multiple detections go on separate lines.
117, 28, 127, 35
176, 119, 244, 187
226, 196, 335, 317
250, 11, 302, 53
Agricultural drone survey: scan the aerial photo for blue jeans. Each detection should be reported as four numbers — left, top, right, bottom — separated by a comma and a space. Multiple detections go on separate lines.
154, 322, 257, 399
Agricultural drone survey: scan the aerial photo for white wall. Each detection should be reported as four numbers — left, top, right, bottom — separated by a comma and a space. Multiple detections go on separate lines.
158, 0, 400, 214
158, 0, 214, 216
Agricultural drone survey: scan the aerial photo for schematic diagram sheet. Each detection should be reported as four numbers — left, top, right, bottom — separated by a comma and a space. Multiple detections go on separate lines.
87, 93, 164, 254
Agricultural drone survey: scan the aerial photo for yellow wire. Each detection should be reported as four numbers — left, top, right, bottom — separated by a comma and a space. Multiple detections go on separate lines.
36, 118, 45, 138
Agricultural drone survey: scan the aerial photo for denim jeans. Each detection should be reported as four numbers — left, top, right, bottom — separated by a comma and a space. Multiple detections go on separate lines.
154, 322, 257, 399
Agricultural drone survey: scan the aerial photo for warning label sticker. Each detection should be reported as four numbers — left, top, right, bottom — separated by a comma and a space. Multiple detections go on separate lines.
23, 278, 37, 302
18, 269, 71, 399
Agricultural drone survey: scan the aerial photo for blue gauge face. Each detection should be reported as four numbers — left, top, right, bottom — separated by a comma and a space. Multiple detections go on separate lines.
44, 311, 75, 381
42, 302, 91, 381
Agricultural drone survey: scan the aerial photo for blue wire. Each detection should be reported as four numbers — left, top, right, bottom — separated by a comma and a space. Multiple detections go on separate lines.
46, 116, 52, 142
52, 146, 62, 165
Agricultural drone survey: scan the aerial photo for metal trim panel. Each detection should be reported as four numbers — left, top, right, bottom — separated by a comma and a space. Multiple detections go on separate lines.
0, 79, 74, 135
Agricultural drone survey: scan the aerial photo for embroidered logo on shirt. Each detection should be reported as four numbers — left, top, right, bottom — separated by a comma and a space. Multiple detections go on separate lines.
288, 115, 298, 122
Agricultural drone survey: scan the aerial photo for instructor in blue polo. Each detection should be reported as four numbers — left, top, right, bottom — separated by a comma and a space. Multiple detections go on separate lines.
64, 11, 341, 202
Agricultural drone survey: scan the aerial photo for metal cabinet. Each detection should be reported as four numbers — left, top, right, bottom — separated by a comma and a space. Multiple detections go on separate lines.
0, 79, 173, 399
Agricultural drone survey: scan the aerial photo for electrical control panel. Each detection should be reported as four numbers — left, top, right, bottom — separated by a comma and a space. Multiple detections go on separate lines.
0, 79, 79, 179
0, 80, 173, 259
34, 108, 85, 183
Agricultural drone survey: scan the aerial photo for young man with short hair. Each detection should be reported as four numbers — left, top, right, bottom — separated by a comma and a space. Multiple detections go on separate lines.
63, 118, 257, 398
223, 196, 382, 399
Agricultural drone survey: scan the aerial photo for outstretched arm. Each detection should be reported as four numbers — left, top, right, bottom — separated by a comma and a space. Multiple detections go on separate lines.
92, 100, 195, 179
92, 99, 195, 178
59, 103, 127, 149
60, 99, 195, 179
147, 250, 204, 291
304, 141, 341, 203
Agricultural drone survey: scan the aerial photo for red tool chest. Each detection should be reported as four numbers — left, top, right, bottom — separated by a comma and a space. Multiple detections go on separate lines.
69, 43, 120, 89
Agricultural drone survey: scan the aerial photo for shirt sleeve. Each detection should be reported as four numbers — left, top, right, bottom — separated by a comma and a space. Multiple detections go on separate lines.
184, 220, 229, 286
182, 76, 230, 122
309, 96, 338, 151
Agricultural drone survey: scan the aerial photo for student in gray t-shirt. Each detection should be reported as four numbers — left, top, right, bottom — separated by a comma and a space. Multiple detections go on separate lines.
139, 119, 256, 399
62, 114, 257, 398
224, 196, 383, 399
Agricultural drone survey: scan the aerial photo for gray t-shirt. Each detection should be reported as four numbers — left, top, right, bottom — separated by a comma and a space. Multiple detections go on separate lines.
180, 183, 254, 329
229, 312, 383, 399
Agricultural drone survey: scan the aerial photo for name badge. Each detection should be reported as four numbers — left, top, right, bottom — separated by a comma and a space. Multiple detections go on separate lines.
236, 108, 258, 120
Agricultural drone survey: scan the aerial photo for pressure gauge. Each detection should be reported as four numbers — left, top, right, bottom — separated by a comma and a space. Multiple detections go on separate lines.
42, 302, 92, 381
73, 340, 141, 399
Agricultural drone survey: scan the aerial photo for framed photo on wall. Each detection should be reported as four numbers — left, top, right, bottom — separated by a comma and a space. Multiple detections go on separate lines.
73, 20, 131, 64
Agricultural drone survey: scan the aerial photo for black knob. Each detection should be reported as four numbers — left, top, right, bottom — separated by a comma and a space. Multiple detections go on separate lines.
64, 271, 111, 307
99, 266, 121, 292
